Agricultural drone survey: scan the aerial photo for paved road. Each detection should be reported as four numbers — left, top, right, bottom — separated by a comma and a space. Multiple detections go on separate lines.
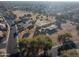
4, 16, 18, 55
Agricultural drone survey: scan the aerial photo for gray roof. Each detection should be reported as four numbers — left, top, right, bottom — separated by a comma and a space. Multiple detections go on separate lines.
0, 16, 3, 21
0, 31, 3, 37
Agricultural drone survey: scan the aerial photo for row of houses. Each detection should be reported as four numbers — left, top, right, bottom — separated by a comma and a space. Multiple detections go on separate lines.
17, 15, 57, 31
0, 16, 7, 39
35, 19, 57, 32
16, 13, 58, 38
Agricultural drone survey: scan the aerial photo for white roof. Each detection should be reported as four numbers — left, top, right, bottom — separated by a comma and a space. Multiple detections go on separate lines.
0, 17, 3, 21
41, 24, 57, 30
0, 31, 3, 37
47, 25, 57, 28
0, 23, 6, 28
35, 20, 49, 27
46, 25, 57, 30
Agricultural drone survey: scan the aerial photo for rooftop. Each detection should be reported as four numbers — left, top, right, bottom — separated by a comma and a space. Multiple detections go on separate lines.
0, 16, 4, 21
46, 25, 57, 30
35, 20, 50, 27
0, 23, 6, 28
0, 31, 3, 37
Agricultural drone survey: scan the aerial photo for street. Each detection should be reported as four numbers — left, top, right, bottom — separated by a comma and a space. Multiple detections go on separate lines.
4, 16, 18, 56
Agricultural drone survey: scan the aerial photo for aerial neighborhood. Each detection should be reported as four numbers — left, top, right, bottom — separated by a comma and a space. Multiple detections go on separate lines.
0, 1, 79, 57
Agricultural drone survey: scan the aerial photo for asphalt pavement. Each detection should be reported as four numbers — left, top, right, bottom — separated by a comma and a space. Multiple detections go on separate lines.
4, 16, 18, 55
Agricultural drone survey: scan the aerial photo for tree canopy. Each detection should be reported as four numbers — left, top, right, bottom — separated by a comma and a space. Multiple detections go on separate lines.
17, 35, 53, 57
58, 33, 72, 42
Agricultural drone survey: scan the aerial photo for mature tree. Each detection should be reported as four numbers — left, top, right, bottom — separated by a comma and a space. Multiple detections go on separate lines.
17, 35, 53, 57
58, 33, 72, 42
33, 35, 53, 56
57, 33, 77, 56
